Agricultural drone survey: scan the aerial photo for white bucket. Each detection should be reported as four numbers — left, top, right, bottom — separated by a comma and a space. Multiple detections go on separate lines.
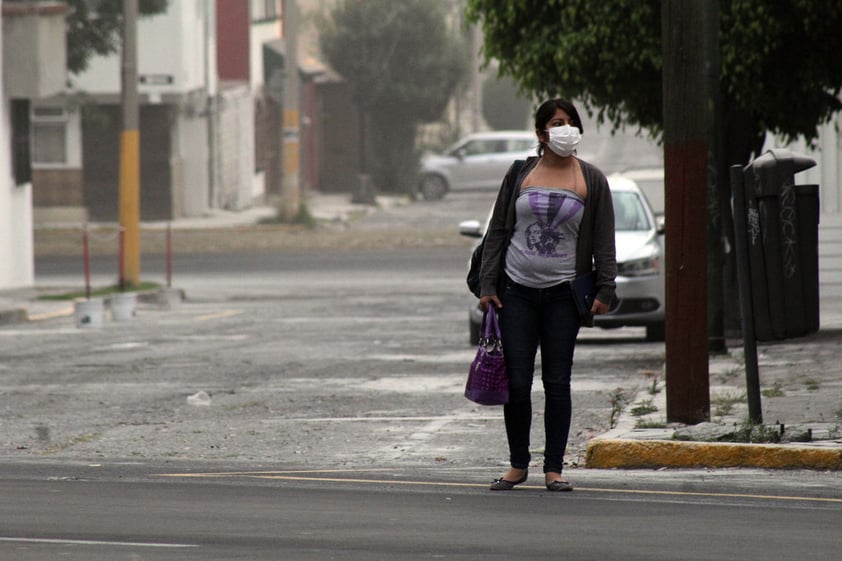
156, 287, 182, 310
110, 292, 137, 321
74, 298, 104, 328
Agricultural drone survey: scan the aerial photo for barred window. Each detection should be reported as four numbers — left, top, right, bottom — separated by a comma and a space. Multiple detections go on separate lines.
31, 106, 68, 165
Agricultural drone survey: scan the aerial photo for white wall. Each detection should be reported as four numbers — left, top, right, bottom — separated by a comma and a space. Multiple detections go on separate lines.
176, 110, 210, 216
71, 2, 210, 97
0, 12, 34, 290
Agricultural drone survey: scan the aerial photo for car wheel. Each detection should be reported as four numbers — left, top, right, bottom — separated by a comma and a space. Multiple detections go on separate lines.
420, 174, 448, 201
645, 322, 665, 342
469, 318, 480, 346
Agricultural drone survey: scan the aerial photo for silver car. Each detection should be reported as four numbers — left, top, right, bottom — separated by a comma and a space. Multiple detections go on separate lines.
461, 171, 666, 343
418, 131, 537, 200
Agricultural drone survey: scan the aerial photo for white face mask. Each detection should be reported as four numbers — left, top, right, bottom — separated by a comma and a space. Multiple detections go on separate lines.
545, 125, 581, 157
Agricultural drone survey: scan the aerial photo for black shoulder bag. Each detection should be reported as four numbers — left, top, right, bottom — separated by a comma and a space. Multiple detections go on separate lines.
466, 160, 525, 297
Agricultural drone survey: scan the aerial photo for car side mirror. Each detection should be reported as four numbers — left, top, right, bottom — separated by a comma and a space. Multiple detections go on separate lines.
459, 219, 483, 238
455, 148, 467, 160
655, 214, 666, 234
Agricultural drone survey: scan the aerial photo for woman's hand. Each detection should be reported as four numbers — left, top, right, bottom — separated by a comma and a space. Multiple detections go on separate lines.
480, 295, 502, 312
591, 298, 611, 316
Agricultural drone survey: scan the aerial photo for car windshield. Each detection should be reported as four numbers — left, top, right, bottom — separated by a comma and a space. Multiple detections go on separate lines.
612, 191, 652, 232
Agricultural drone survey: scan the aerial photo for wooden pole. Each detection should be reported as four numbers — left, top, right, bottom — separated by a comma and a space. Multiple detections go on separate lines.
119, 0, 141, 286
280, 0, 300, 221
661, 0, 712, 423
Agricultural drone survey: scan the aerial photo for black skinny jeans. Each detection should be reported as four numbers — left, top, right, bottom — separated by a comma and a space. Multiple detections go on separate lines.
499, 275, 581, 474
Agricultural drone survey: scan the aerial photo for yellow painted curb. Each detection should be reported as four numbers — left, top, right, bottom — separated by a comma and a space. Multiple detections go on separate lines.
585, 438, 842, 471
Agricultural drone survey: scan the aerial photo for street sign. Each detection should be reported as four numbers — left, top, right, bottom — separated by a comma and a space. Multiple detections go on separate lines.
139, 74, 174, 85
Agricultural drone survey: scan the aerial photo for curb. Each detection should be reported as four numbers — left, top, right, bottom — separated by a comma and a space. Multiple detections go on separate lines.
585, 438, 842, 471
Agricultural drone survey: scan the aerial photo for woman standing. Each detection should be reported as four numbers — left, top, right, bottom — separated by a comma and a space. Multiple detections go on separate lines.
478, 98, 617, 492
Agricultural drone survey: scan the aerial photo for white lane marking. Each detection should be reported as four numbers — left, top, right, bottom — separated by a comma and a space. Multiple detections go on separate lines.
0, 537, 197, 548
262, 415, 501, 423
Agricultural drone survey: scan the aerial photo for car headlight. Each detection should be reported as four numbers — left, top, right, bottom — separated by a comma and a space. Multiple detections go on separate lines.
618, 256, 660, 277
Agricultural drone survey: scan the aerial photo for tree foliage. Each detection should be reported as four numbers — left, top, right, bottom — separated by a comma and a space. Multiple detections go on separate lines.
67, 0, 169, 75
319, 0, 469, 194
465, 0, 842, 163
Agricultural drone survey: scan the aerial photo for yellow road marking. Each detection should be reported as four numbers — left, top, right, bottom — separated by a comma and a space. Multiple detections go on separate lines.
194, 310, 244, 321
153, 470, 842, 504
28, 307, 74, 321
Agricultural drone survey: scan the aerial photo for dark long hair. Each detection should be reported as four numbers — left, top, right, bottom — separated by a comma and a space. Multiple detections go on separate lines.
534, 98, 584, 156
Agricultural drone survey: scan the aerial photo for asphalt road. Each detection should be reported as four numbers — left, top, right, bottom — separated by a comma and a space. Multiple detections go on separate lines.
12, 243, 661, 468
1, 462, 841, 561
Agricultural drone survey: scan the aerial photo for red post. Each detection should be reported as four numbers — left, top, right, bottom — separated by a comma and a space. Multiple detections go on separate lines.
83, 224, 91, 300
166, 222, 173, 288
119, 227, 126, 291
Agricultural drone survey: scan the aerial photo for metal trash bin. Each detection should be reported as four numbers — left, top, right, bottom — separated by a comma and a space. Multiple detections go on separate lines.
739, 148, 820, 340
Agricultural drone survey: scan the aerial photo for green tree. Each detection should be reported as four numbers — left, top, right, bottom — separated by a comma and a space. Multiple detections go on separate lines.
319, 0, 469, 196
67, 0, 169, 75
465, 0, 842, 163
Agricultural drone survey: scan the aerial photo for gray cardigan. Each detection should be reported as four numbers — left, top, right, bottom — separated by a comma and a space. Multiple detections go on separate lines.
478, 156, 617, 307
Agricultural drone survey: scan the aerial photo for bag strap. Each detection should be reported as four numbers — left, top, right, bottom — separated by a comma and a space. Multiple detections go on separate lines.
503, 159, 526, 232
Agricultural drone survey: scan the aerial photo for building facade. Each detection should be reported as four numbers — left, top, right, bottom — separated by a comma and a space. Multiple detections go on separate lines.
1, 1, 67, 290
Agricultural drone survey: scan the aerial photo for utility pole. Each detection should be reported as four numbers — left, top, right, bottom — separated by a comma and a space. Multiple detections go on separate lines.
280, 0, 300, 221
661, 0, 713, 423
119, 0, 140, 286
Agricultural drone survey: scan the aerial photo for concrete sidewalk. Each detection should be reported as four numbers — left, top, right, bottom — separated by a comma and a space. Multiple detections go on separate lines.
587, 211, 842, 471
586, 328, 842, 471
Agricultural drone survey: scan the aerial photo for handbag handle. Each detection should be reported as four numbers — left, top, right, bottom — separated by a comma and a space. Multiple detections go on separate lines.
482, 306, 502, 340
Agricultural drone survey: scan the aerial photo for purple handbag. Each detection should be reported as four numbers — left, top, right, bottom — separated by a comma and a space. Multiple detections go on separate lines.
464, 306, 509, 405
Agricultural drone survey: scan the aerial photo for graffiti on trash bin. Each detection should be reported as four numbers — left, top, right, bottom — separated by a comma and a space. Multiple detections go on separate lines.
779, 178, 798, 279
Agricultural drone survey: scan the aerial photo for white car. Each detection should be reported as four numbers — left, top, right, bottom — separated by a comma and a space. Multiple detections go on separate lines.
418, 131, 537, 200
461, 170, 666, 343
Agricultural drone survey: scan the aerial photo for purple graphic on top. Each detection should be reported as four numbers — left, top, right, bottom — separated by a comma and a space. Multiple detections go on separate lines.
523, 190, 583, 257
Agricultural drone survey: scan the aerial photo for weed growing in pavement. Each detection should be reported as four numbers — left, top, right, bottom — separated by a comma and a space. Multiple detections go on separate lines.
635, 418, 668, 429
261, 202, 317, 227
714, 364, 743, 385
630, 399, 659, 417
762, 382, 785, 398
608, 388, 629, 428
803, 377, 820, 391
642, 370, 662, 395
711, 390, 747, 417
835, 407, 842, 421
731, 420, 782, 443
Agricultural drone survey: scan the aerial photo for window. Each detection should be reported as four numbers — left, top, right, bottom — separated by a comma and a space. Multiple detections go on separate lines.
613, 192, 651, 231
508, 139, 537, 152
31, 106, 68, 165
460, 139, 505, 156
251, 0, 280, 21
11, 100, 31, 185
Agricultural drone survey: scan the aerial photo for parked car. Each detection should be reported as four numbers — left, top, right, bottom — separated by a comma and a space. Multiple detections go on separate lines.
460, 170, 666, 344
617, 167, 664, 215
418, 131, 537, 200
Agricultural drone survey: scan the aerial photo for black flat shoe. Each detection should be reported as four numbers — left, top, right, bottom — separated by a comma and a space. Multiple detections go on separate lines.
545, 480, 573, 492
490, 471, 528, 491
